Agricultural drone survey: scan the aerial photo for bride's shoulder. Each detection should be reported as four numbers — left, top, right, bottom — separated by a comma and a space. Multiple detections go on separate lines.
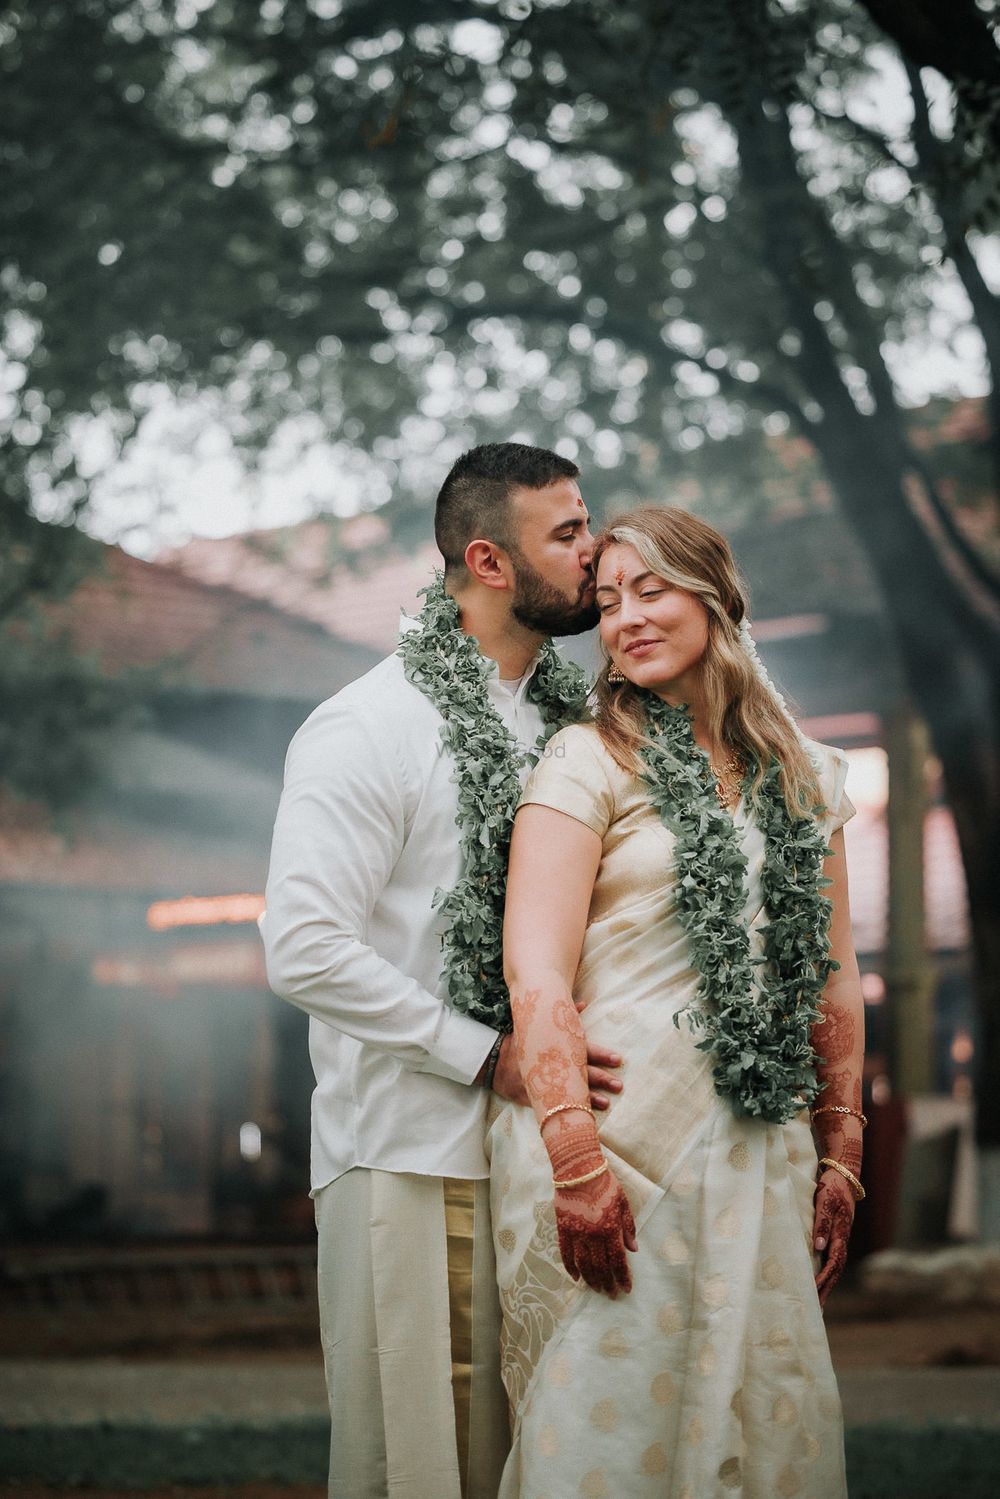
524, 721, 629, 831
544, 719, 604, 756
542, 722, 631, 784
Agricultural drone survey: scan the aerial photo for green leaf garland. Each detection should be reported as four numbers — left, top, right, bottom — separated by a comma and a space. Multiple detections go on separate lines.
638, 693, 836, 1124
399, 574, 590, 1028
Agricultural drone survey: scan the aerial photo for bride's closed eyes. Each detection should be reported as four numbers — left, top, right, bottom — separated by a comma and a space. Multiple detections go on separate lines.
597, 584, 670, 614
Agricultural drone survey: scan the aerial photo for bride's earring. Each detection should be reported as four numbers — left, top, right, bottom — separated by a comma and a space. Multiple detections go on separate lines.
607, 662, 626, 684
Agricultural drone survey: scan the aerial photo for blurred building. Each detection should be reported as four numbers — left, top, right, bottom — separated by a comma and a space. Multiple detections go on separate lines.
0, 546, 377, 1239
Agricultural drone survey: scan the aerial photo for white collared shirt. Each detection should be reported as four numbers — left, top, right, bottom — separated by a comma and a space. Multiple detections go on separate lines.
260, 639, 546, 1192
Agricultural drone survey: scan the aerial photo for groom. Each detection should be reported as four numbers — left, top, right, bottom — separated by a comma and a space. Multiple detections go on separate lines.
261, 443, 622, 1499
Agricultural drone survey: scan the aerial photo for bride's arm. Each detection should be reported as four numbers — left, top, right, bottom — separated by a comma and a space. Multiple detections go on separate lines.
504, 804, 601, 1126
504, 803, 637, 1297
810, 827, 865, 1306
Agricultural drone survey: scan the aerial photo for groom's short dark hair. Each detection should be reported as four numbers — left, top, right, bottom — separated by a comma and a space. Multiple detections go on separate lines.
435, 442, 580, 581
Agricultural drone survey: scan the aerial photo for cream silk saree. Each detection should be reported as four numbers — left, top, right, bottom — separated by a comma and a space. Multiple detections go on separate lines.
487, 724, 855, 1499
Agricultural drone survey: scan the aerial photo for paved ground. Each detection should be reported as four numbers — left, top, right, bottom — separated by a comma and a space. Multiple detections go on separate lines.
3, 1358, 999, 1428
0, 1361, 328, 1425
838, 1366, 1000, 1426
1, 1358, 999, 1497
4, 1488, 325, 1498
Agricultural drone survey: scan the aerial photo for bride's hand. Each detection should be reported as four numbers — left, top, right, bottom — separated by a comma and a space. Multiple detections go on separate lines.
554, 1167, 638, 1297
813, 1167, 856, 1307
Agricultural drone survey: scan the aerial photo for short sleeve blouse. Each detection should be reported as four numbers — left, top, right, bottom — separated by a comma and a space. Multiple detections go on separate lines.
519, 723, 622, 836
806, 739, 856, 835
521, 725, 856, 838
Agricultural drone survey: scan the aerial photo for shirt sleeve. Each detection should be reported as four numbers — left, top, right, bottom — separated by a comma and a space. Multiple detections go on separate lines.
811, 740, 856, 835
260, 697, 498, 1085
517, 724, 617, 838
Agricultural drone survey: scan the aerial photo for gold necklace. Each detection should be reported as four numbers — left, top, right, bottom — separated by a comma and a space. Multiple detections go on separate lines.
709, 752, 746, 811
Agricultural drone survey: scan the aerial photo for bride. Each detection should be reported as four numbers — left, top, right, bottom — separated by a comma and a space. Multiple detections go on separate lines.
488, 506, 864, 1499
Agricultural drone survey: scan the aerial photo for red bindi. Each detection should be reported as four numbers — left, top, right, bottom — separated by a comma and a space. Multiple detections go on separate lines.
614, 567, 625, 585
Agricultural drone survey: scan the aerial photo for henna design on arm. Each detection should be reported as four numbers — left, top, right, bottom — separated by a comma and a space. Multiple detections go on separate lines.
511, 982, 591, 1123
812, 1033, 864, 1187
511, 988, 541, 1068
813, 1003, 856, 1066
552, 998, 588, 1066
817, 1118, 862, 1177
546, 1121, 604, 1182
815, 1065, 862, 1112
526, 1047, 576, 1107
810, 836, 864, 1307
840, 1137, 862, 1175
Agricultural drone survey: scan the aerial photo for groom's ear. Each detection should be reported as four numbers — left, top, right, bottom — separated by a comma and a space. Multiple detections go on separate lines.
464, 538, 514, 592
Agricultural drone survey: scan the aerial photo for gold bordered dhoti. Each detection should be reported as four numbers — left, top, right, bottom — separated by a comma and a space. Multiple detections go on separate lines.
315, 1168, 509, 1499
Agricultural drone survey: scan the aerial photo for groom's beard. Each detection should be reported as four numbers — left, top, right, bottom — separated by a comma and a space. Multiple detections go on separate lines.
509, 552, 600, 637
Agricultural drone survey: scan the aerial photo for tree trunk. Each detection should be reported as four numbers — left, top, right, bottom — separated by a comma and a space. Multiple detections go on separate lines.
858, 0, 1000, 162
905, 61, 1000, 495
885, 701, 935, 1095
733, 88, 1000, 1153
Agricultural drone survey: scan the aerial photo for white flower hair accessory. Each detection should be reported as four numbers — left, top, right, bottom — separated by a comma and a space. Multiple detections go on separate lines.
738, 619, 817, 763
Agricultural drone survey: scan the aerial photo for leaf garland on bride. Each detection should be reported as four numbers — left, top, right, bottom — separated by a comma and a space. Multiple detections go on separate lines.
399, 574, 590, 1028
638, 692, 836, 1124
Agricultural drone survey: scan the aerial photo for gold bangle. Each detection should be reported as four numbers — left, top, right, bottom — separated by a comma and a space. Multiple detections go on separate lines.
553, 1160, 608, 1190
811, 1105, 868, 1128
540, 1101, 595, 1130
818, 1157, 866, 1201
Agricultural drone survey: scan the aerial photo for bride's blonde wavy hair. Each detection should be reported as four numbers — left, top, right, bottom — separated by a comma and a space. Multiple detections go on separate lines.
592, 506, 822, 819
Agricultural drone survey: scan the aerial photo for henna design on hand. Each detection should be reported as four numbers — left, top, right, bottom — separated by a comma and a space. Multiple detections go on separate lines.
814, 1003, 855, 1066
813, 1172, 856, 1307
555, 1168, 636, 1297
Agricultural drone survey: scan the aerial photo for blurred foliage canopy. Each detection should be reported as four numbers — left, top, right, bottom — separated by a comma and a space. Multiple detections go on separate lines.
1, 0, 998, 552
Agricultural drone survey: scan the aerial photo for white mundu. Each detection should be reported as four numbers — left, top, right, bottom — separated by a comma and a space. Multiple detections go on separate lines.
262, 632, 547, 1499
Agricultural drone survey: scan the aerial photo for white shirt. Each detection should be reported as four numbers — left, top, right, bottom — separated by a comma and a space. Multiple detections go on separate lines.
260, 637, 547, 1193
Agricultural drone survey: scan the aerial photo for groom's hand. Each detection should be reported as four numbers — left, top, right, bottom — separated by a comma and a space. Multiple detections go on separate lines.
583, 1041, 624, 1111
490, 1035, 623, 1110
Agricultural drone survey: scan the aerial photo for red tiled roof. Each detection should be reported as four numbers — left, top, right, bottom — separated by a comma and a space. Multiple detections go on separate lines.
160, 519, 439, 655
23, 544, 380, 698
